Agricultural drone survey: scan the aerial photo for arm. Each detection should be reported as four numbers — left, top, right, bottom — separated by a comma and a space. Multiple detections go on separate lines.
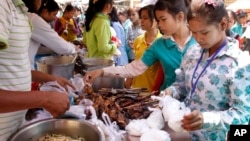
127, 25, 133, 48
84, 59, 148, 83
200, 63, 250, 131
30, 14, 75, 54
31, 70, 75, 90
72, 18, 80, 35
29, 14, 75, 54
0, 89, 69, 117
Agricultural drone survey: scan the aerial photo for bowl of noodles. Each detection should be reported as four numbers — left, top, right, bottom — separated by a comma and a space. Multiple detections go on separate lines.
8, 119, 105, 141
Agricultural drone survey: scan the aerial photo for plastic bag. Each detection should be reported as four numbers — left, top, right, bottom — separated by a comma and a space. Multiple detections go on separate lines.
146, 107, 164, 130
151, 95, 191, 133
140, 129, 171, 141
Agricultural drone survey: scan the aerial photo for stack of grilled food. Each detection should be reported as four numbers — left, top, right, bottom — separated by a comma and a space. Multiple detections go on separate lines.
81, 85, 159, 129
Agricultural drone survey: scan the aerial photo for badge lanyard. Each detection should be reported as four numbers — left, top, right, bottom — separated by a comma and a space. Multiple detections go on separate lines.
185, 39, 227, 106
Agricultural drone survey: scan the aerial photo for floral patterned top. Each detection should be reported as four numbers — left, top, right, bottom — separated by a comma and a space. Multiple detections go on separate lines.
170, 37, 250, 141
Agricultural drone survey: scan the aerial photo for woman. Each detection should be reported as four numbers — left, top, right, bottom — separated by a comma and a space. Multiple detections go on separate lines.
126, 5, 162, 91
83, 0, 120, 59
54, 4, 80, 42
165, 0, 250, 140
27, 0, 76, 70
126, 7, 144, 62
109, 7, 129, 66
84, 0, 196, 91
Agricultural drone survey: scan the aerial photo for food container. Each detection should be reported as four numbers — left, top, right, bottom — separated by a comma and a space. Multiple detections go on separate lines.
8, 119, 105, 141
92, 76, 124, 92
79, 55, 113, 71
36, 55, 77, 79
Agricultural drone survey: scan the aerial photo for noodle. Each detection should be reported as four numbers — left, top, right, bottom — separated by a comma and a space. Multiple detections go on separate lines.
38, 133, 85, 141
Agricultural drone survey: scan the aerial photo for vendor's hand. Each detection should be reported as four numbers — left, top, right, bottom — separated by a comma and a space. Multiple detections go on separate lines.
42, 91, 70, 117
181, 110, 203, 131
83, 69, 104, 84
52, 76, 76, 91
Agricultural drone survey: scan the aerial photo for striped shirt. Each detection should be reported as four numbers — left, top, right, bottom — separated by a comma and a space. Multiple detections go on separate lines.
0, 0, 32, 140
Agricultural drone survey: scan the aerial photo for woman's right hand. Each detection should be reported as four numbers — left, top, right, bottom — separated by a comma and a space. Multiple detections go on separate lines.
83, 69, 104, 84
42, 91, 70, 117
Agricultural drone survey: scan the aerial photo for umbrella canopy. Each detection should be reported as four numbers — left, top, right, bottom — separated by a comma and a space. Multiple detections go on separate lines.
226, 0, 250, 11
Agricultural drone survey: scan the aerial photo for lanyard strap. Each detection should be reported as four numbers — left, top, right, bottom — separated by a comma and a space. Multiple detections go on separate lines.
190, 39, 227, 98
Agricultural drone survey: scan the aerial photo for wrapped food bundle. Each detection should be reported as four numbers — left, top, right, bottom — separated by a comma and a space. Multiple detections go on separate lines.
151, 95, 191, 133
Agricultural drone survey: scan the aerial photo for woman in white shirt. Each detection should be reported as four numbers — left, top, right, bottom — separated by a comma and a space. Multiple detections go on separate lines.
26, 0, 77, 70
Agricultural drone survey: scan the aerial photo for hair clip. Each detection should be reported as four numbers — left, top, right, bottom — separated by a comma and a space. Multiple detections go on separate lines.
93, 0, 98, 4
204, 0, 216, 8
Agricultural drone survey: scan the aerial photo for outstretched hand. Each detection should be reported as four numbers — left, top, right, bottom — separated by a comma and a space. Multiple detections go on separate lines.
83, 69, 104, 84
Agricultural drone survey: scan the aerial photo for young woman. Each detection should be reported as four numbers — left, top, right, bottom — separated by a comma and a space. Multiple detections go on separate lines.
54, 4, 80, 42
126, 7, 144, 62
164, 0, 250, 140
26, 0, 76, 70
125, 5, 162, 91
83, 0, 120, 59
84, 0, 196, 91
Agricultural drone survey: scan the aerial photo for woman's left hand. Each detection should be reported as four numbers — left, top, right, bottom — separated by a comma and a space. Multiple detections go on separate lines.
181, 110, 203, 131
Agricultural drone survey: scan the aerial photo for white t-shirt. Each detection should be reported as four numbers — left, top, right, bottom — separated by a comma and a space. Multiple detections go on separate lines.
28, 13, 75, 70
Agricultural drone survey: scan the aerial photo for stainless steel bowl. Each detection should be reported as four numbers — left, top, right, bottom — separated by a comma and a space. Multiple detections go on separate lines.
36, 55, 76, 79
8, 119, 105, 141
79, 55, 113, 71
92, 76, 124, 92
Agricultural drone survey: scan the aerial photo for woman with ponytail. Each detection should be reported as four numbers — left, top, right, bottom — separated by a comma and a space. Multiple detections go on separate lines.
83, 0, 120, 59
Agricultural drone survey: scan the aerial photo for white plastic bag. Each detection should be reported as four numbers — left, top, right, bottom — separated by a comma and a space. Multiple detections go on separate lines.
151, 95, 191, 133
146, 107, 164, 130
140, 129, 171, 141
125, 119, 150, 136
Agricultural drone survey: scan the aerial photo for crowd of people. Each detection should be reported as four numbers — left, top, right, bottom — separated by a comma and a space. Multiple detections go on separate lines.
1, 0, 250, 140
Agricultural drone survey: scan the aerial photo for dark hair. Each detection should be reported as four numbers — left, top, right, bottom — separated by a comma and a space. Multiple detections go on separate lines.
63, 4, 75, 14
109, 7, 119, 22
117, 7, 129, 17
22, 0, 39, 13
187, 0, 227, 25
154, 0, 191, 20
227, 10, 238, 23
139, 5, 155, 26
38, 0, 60, 15
85, 0, 113, 31
236, 9, 248, 19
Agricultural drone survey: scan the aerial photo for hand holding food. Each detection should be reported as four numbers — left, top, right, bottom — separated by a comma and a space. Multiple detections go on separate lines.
181, 110, 203, 131
83, 69, 104, 84
42, 92, 70, 117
